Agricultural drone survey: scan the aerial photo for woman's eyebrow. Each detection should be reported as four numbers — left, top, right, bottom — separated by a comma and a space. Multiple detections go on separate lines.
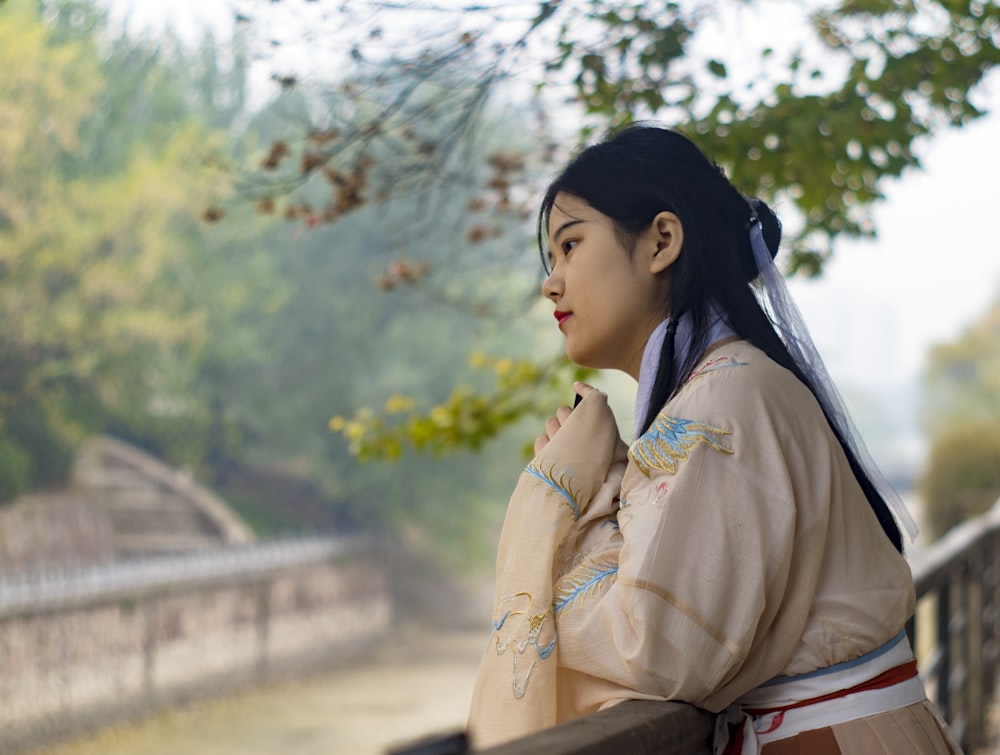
551, 218, 585, 244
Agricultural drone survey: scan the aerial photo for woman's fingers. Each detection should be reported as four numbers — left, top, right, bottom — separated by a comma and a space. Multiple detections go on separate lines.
534, 387, 599, 457
544, 415, 562, 439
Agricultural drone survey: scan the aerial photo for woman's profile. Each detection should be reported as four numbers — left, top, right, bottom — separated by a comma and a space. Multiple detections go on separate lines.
467, 125, 961, 754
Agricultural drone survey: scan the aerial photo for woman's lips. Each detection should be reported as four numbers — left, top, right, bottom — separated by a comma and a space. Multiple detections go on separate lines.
554, 311, 572, 329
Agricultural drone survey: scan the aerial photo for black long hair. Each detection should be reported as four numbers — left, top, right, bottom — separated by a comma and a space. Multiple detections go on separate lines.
537, 124, 903, 553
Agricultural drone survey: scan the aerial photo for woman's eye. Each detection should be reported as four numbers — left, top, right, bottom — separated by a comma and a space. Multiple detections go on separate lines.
562, 240, 577, 254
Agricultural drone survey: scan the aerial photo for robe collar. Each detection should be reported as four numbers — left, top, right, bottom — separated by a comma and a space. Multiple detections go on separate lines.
634, 305, 735, 440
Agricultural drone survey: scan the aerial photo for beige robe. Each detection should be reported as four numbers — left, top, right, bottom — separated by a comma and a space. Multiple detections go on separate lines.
467, 341, 921, 750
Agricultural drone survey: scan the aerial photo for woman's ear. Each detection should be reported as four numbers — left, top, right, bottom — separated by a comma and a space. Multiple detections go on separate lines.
646, 211, 683, 275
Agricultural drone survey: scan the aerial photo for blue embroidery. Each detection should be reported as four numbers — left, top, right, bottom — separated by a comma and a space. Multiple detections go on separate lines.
553, 560, 619, 615
686, 356, 748, 383
524, 464, 581, 519
536, 635, 557, 660
629, 414, 732, 476
491, 610, 512, 632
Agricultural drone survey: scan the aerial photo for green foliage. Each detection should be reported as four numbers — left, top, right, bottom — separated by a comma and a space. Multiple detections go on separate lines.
330, 353, 593, 460
921, 294, 1000, 539
0, 0, 109, 479
1, 401, 74, 487
0, 0, 266, 483
923, 294, 1000, 436
0, 0, 539, 569
556, 2, 692, 125
920, 421, 1000, 539
543, 0, 1000, 275
0, 437, 31, 504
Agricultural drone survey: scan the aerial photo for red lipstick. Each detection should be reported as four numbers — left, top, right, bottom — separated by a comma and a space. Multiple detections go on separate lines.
554, 311, 571, 329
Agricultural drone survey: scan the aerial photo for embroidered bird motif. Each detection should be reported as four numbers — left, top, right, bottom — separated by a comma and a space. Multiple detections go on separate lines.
553, 559, 619, 615
629, 414, 733, 476
524, 463, 582, 520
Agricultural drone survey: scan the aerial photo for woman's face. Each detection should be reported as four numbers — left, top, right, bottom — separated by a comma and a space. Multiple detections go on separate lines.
542, 193, 669, 379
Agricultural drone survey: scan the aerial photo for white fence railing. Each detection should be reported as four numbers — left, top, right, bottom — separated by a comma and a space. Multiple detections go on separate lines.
0, 534, 387, 754
0, 535, 365, 616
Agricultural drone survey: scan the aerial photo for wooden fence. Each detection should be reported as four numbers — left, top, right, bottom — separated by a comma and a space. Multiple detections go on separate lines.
908, 497, 1000, 752
475, 497, 1000, 754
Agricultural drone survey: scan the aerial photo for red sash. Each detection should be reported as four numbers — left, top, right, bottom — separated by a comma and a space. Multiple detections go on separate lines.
723, 659, 919, 755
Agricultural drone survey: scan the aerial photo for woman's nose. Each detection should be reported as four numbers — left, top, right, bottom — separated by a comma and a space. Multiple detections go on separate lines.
541, 269, 562, 301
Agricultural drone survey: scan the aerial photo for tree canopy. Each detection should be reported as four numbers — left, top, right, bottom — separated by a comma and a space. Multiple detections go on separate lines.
231, 0, 1000, 274
225, 0, 997, 460
0, 0, 213, 487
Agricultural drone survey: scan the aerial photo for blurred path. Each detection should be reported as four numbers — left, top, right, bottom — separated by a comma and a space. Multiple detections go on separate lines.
31, 613, 1000, 753
33, 627, 486, 755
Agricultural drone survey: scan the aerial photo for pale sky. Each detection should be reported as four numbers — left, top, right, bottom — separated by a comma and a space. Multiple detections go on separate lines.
790, 91, 1000, 387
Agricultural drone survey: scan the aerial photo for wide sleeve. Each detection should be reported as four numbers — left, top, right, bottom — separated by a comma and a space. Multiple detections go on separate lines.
553, 402, 825, 712
467, 389, 628, 748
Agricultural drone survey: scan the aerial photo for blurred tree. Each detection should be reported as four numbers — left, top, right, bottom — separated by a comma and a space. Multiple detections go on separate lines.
232, 0, 999, 274
0, 0, 269, 496
220, 0, 999, 461
0, 0, 192, 494
0, 5, 353, 569
0, 0, 548, 569
920, 294, 1000, 537
923, 293, 1000, 436
920, 421, 1000, 539
223, 73, 589, 465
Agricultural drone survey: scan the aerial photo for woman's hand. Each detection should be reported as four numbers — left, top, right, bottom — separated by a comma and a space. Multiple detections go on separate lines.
533, 382, 597, 455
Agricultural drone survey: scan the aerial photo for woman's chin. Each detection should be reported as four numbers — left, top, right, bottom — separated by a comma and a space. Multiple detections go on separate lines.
563, 343, 584, 366
564, 345, 599, 371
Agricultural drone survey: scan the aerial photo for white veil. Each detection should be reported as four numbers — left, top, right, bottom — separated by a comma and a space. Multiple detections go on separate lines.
747, 202, 919, 546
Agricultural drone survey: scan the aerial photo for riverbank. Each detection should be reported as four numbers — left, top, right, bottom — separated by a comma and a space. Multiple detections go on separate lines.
31, 626, 486, 755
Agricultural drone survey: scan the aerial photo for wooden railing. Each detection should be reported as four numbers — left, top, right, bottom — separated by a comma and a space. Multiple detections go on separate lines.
473, 497, 1000, 754
908, 496, 1000, 752
477, 701, 713, 755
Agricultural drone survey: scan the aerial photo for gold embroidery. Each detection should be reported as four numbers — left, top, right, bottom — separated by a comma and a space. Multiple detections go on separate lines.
629, 414, 733, 476
490, 592, 557, 699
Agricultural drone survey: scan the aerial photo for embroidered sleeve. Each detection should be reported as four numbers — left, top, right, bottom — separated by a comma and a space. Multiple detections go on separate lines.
467, 390, 628, 747
553, 404, 800, 708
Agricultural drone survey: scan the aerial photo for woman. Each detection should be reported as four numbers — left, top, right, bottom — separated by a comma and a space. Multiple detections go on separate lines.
467, 125, 960, 754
